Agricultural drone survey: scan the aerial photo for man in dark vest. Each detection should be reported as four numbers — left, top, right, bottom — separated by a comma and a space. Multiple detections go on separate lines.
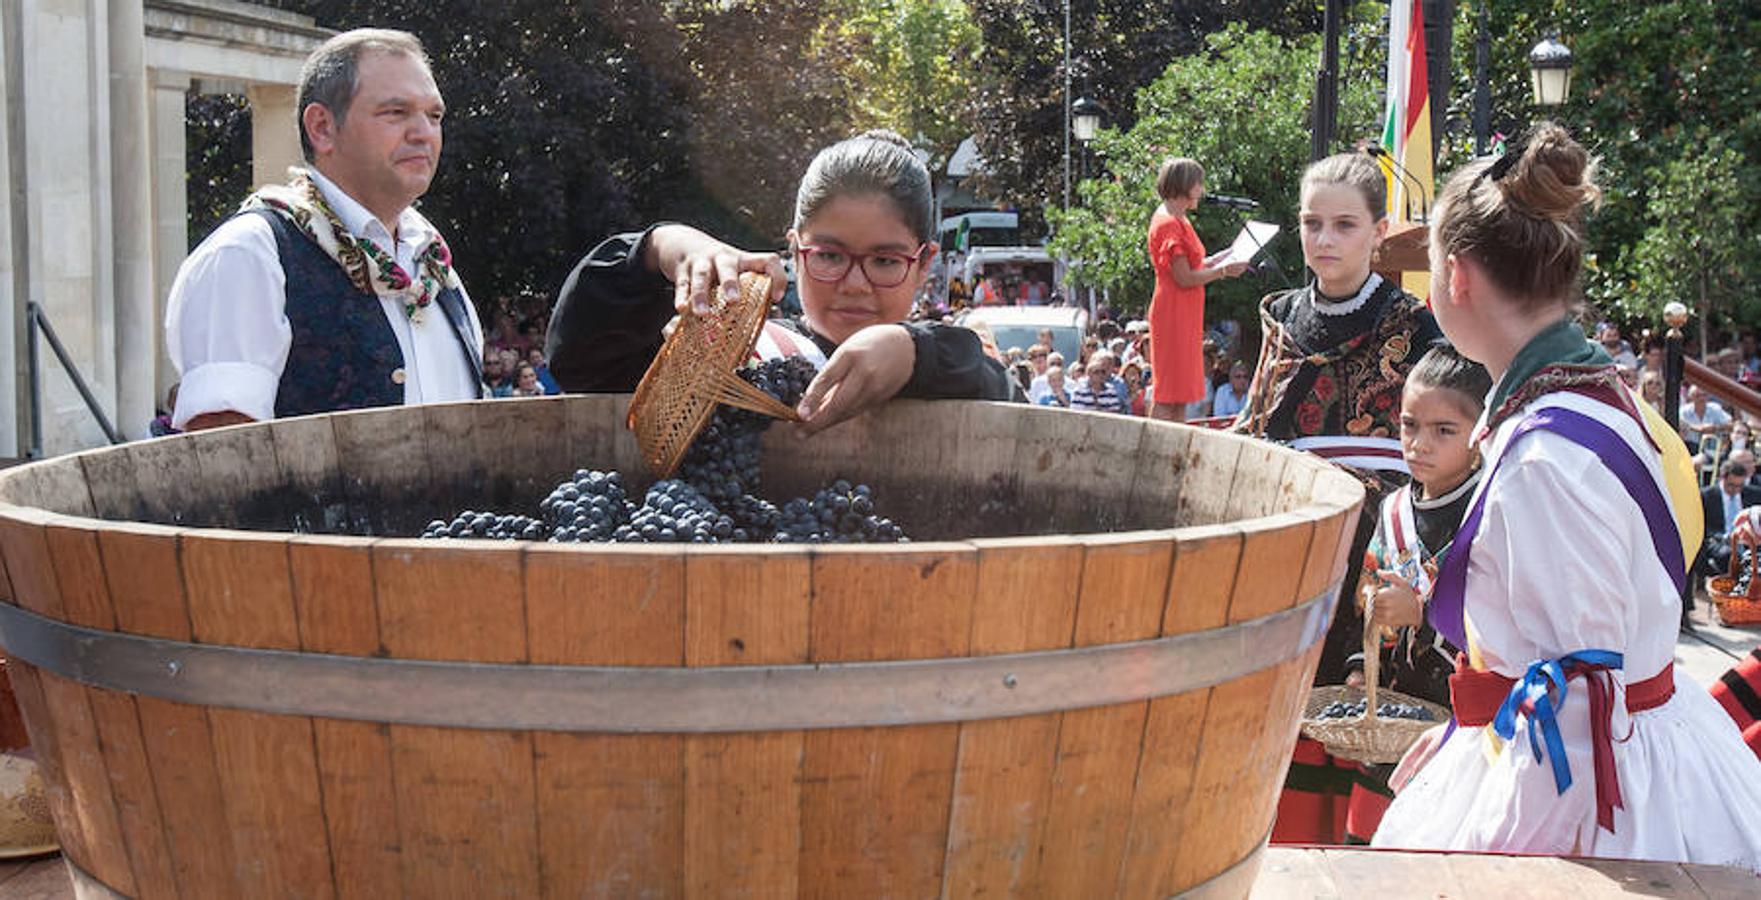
164, 28, 483, 431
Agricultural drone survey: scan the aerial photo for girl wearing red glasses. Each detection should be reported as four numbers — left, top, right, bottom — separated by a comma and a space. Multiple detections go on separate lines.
545, 130, 1018, 433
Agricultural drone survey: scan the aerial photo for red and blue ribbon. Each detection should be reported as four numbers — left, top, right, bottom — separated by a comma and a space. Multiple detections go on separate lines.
1491, 650, 1625, 827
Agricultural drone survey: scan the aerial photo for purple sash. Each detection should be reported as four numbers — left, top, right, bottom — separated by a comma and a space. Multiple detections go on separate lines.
1429, 406, 1685, 651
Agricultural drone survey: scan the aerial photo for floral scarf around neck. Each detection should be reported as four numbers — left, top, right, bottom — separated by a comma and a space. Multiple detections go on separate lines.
240, 168, 461, 322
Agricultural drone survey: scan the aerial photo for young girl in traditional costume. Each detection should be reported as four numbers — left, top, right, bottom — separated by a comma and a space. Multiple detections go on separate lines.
1238, 152, 1444, 681
544, 130, 1017, 431
1254, 153, 1443, 846
1361, 346, 1490, 703
1372, 124, 1761, 867
1341, 345, 1489, 841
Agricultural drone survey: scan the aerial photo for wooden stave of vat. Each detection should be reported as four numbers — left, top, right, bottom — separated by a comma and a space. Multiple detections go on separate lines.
0, 396, 1361, 898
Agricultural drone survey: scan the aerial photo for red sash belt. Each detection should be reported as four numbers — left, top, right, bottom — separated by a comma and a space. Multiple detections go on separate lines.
1449, 656, 1674, 832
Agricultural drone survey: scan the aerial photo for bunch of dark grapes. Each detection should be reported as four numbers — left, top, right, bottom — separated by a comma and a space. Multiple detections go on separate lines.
1316, 699, 1367, 720
676, 357, 818, 502
541, 469, 633, 542
614, 479, 736, 543
421, 510, 546, 541
1314, 698, 1434, 722
721, 356, 818, 427
419, 358, 909, 545
1374, 702, 1435, 721
1736, 546, 1755, 596
775, 480, 905, 544
675, 418, 764, 504
723, 493, 783, 542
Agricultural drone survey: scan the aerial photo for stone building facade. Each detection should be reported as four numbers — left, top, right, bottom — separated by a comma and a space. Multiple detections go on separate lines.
1, 0, 327, 455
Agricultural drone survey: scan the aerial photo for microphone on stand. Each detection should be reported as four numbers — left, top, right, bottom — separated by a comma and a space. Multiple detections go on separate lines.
1201, 193, 1261, 211
1364, 145, 1431, 221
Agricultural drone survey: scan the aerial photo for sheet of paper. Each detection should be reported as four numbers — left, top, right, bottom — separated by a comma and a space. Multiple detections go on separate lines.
1214, 220, 1280, 267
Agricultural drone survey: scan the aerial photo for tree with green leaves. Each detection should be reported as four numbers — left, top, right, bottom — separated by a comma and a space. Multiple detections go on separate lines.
818, 0, 979, 173
963, 0, 1322, 233
1045, 22, 1381, 322
1626, 138, 1759, 350
1443, 0, 1761, 338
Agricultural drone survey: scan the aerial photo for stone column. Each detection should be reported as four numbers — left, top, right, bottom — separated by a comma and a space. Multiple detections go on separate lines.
148, 68, 189, 401
20, 0, 114, 456
0, 0, 20, 456
247, 82, 299, 188
110, 0, 155, 439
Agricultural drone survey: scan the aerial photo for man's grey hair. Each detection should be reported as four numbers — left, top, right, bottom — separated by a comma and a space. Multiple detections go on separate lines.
297, 28, 430, 162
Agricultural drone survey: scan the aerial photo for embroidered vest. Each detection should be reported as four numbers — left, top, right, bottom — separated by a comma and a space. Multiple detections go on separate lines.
253, 210, 480, 418
1244, 283, 1432, 442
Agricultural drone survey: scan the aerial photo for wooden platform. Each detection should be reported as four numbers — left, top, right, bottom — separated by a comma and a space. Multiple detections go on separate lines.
1, 848, 1754, 898
1254, 847, 1760, 898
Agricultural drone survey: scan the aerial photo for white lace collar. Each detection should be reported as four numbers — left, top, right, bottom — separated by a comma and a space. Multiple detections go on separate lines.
1311, 273, 1383, 317
1414, 465, 1481, 509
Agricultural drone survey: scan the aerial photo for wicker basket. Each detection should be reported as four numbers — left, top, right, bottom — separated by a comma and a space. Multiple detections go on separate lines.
1300, 685, 1449, 764
1707, 539, 1761, 626
1300, 615, 1449, 764
625, 273, 799, 477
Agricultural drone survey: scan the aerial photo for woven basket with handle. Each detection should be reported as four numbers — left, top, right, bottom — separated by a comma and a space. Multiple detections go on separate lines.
1707, 537, 1761, 626
626, 272, 801, 477
1300, 616, 1449, 764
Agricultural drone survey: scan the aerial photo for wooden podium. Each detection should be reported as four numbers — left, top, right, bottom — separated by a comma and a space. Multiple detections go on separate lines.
1373, 220, 1429, 283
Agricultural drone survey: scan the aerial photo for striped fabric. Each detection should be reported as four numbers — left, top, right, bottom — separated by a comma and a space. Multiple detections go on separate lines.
1711, 648, 1761, 761
1290, 435, 1410, 475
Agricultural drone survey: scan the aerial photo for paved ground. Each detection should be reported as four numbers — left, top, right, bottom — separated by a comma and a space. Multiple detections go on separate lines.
1677, 598, 1759, 688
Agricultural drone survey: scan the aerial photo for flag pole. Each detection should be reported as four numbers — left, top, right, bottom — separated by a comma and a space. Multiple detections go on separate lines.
1312, 0, 1342, 162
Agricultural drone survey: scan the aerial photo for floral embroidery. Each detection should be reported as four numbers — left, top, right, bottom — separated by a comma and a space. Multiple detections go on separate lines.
1297, 401, 1325, 434
241, 168, 461, 322
1240, 283, 1426, 442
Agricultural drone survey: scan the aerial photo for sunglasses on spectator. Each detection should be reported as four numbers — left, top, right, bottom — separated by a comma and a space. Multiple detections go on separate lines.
795, 244, 929, 288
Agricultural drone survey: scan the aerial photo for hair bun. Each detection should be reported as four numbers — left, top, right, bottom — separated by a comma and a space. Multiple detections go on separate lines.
1501, 122, 1600, 222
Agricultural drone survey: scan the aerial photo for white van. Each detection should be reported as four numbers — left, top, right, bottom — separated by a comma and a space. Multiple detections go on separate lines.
938, 211, 1022, 250
961, 246, 1066, 306
955, 306, 1088, 364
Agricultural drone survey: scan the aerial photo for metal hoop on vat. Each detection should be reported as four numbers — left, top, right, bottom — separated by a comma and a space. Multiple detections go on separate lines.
0, 586, 1335, 734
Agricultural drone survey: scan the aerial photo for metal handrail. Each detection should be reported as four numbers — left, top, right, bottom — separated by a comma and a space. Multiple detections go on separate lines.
1682, 357, 1761, 422
27, 301, 123, 457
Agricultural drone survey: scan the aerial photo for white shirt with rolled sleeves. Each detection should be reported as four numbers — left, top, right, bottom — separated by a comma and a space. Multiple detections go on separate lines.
164, 168, 484, 429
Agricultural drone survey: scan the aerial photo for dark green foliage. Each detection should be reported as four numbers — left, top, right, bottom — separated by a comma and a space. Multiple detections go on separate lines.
185, 94, 253, 252
277, 1, 699, 309
1443, 0, 1761, 336
964, 0, 1323, 235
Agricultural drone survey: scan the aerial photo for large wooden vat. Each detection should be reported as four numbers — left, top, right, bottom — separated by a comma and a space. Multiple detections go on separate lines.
0, 396, 1360, 898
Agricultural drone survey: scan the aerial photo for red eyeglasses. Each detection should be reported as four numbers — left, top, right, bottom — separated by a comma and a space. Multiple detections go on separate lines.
795, 243, 928, 288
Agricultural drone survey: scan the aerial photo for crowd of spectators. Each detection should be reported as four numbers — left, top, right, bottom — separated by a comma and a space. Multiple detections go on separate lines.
1628, 322, 1761, 606
989, 315, 1249, 423
480, 296, 561, 398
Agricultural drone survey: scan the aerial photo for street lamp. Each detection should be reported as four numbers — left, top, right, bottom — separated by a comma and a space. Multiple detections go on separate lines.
1068, 96, 1103, 319
1663, 301, 1690, 431
1529, 34, 1574, 107
1071, 97, 1103, 143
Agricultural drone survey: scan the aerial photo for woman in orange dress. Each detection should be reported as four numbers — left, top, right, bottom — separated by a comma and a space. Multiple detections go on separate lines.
1146, 157, 1248, 420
